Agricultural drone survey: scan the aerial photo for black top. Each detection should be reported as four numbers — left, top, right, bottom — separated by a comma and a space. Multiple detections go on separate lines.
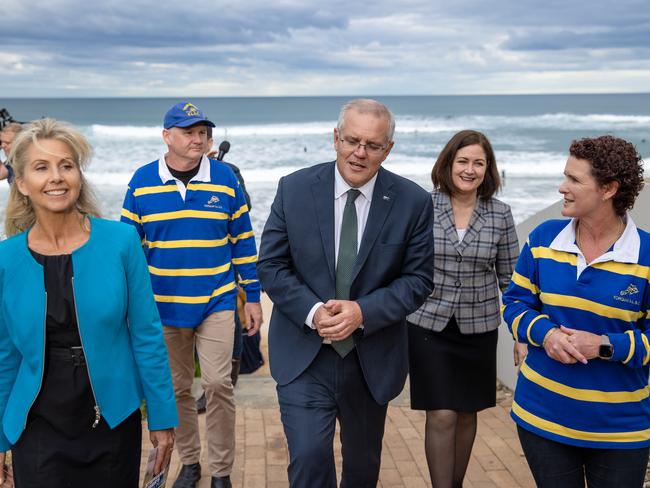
30, 250, 81, 348
28, 251, 95, 438
4, 163, 14, 185
167, 163, 200, 186
224, 161, 252, 210
167, 160, 253, 209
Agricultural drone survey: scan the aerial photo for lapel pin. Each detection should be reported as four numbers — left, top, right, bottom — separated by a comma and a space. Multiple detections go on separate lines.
382, 195, 391, 201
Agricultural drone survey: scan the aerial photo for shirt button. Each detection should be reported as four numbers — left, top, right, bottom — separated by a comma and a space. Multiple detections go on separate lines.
455, 280, 462, 287
456, 256, 463, 263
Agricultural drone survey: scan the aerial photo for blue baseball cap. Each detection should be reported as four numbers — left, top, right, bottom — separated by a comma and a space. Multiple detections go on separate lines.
163, 101, 215, 129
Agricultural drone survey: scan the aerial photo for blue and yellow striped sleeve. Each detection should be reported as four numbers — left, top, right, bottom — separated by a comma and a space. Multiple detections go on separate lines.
229, 182, 260, 303
608, 329, 650, 367
502, 240, 556, 347
120, 183, 145, 241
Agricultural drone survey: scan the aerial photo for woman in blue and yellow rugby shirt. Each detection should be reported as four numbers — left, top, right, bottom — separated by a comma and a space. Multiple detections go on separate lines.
502, 135, 649, 487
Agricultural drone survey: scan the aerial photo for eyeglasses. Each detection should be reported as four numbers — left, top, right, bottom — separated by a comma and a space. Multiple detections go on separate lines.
338, 137, 388, 155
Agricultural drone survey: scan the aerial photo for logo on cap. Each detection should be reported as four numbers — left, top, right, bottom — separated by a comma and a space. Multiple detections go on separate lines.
183, 103, 201, 117
164, 101, 215, 129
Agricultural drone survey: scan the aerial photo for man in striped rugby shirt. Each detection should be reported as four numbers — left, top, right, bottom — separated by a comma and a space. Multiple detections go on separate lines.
121, 101, 263, 488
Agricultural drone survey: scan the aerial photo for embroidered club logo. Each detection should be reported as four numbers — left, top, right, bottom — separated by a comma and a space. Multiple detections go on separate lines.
183, 103, 200, 117
204, 195, 222, 209
613, 283, 640, 305
620, 284, 639, 296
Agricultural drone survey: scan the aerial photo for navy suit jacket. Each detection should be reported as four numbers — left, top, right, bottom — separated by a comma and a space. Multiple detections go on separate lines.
257, 162, 434, 405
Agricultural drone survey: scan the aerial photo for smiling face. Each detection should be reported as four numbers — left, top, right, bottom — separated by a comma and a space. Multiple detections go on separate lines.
559, 155, 613, 218
162, 123, 209, 169
450, 144, 487, 196
15, 139, 82, 218
333, 109, 394, 188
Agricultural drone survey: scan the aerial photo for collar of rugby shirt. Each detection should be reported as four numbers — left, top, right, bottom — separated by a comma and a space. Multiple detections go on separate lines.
157, 153, 211, 200
549, 213, 640, 278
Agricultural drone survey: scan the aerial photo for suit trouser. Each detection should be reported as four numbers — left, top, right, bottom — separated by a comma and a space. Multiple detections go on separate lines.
164, 311, 235, 477
277, 345, 388, 488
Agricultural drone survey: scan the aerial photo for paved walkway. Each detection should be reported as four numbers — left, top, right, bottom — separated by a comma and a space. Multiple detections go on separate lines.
142, 377, 535, 488
142, 296, 536, 487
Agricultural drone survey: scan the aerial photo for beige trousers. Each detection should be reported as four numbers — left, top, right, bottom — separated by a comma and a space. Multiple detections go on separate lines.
164, 311, 235, 477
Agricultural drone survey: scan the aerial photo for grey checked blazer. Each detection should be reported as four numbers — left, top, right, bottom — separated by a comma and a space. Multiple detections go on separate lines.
408, 189, 519, 334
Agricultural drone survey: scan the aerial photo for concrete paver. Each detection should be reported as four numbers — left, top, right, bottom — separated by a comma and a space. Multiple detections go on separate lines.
141, 298, 535, 487
141, 377, 534, 487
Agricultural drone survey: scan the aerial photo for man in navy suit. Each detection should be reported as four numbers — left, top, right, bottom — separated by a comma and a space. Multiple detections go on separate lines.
257, 99, 434, 487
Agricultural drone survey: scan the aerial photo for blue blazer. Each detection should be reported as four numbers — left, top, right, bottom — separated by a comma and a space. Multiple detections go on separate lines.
0, 217, 178, 451
257, 162, 434, 405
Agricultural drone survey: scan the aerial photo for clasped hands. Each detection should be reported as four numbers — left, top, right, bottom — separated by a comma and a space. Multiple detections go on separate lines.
313, 300, 363, 341
543, 325, 602, 365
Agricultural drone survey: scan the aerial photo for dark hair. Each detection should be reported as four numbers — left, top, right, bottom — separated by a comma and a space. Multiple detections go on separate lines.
206, 125, 213, 139
432, 130, 501, 199
569, 135, 644, 216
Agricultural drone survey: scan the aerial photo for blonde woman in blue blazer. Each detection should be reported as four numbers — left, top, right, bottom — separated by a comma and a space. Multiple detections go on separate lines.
408, 130, 519, 488
0, 119, 178, 488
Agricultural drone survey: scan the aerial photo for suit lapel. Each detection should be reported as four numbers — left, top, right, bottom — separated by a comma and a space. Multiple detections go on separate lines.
352, 169, 395, 282
311, 162, 337, 282
437, 191, 462, 253
459, 198, 487, 251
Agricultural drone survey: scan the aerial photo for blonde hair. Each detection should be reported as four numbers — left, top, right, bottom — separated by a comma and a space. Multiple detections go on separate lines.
5, 118, 101, 236
2, 122, 23, 136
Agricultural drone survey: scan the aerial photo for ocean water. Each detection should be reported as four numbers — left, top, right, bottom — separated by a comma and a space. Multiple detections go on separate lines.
0, 94, 648, 237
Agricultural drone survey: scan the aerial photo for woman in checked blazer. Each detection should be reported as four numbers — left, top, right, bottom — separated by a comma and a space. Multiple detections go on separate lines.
407, 130, 519, 488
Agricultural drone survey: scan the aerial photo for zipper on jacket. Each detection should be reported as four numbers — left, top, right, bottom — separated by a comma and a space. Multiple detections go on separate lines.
24, 292, 48, 430
71, 277, 101, 429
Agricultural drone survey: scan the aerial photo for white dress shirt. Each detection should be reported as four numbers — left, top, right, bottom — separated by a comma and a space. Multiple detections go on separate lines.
305, 164, 377, 327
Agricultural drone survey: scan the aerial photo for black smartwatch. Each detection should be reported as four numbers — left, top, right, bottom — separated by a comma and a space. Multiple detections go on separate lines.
598, 334, 614, 360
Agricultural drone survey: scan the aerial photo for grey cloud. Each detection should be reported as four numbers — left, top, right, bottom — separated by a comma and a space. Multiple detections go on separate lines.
504, 26, 650, 51
0, 1, 348, 49
0, 0, 649, 97
440, 0, 650, 28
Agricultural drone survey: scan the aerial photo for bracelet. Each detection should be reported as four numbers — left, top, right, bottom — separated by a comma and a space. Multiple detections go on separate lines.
542, 327, 559, 347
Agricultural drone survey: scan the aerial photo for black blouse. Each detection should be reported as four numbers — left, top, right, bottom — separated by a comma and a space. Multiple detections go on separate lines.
29, 250, 81, 348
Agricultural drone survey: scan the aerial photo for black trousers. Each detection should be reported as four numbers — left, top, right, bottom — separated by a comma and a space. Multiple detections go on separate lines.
12, 347, 142, 488
518, 426, 649, 488
277, 346, 388, 488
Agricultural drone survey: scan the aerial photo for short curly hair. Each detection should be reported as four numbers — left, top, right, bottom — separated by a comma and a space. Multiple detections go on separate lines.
569, 135, 644, 216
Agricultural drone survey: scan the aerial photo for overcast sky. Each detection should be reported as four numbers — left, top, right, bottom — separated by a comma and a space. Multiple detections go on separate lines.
1, 0, 649, 97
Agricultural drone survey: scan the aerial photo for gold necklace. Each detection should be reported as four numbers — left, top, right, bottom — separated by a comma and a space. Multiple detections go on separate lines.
576, 218, 624, 256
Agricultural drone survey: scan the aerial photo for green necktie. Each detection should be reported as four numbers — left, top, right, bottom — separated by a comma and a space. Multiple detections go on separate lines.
332, 189, 360, 358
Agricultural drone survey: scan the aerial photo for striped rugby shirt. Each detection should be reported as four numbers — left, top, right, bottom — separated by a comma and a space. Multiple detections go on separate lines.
121, 154, 260, 328
502, 217, 650, 449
